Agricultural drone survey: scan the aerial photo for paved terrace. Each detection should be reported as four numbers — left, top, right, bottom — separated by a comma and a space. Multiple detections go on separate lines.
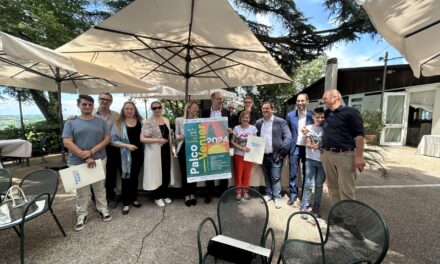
0, 146, 439, 263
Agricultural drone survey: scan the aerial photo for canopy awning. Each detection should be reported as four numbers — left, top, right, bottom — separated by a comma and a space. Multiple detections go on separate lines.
357, 0, 440, 77
128, 87, 237, 100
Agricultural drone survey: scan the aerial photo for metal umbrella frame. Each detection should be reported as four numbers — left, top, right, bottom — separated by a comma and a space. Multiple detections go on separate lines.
58, 0, 292, 101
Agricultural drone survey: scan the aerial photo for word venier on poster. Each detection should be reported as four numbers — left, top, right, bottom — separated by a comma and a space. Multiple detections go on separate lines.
184, 117, 231, 183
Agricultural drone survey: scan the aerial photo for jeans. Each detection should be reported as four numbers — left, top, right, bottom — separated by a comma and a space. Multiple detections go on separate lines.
262, 154, 283, 199
289, 145, 306, 200
300, 158, 325, 210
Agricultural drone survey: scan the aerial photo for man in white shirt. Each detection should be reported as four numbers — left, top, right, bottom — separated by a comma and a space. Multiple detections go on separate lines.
256, 102, 291, 209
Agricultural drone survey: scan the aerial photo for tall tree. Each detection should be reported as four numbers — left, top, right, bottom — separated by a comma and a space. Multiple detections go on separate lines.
0, 0, 93, 122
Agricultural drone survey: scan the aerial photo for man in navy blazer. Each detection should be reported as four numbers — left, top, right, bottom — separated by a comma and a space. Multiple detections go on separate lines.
286, 93, 314, 206
256, 101, 292, 209
201, 91, 232, 204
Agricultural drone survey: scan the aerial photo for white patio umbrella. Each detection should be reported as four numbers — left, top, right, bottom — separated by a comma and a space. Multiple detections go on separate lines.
0, 32, 158, 162
356, 0, 440, 77
57, 0, 292, 100
128, 87, 237, 101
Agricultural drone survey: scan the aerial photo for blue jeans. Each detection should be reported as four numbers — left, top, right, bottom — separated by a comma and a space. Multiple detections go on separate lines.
300, 158, 325, 210
262, 154, 283, 199
289, 146, 306, 200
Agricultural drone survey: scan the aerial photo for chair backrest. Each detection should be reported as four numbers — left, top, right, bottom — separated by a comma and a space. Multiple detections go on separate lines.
19, 169, 60, 206
0, 168, 12, 195
217, 187, 269, 246
324, 200, 389, 264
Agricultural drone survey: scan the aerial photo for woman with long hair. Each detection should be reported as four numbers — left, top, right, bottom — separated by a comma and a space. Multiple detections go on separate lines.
141, 101, 174, 207
230, 111, 257, 201
175, 101, 199, 206
111, 101, 144, 215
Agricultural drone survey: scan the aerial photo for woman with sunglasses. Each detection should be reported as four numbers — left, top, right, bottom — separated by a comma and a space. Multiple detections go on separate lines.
141, 101, 174, 207
175, 101, 199, 206
111, 101, 144, 215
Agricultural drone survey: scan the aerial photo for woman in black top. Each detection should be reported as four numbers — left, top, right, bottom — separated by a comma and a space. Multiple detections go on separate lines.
111, 101, 144, 215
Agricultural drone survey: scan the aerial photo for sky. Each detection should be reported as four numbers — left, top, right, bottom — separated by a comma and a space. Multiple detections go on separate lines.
0, 0, 407, 117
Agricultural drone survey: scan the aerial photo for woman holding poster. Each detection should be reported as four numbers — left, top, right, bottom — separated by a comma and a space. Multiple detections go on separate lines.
141, 101, 174, 207
176, 101, 199, 207
231, 111, 258, 201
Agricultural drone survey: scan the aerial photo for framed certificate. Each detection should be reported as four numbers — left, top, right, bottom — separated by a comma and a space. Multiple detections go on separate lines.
244, 136, 266, 164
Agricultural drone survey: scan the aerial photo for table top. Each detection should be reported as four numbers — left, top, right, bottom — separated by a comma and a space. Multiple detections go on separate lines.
0, 139, 32, 158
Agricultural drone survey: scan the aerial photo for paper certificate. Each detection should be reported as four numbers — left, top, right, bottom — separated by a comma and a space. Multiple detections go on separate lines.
244, 136, 266, 164
59, 159, 106, 192
184, 117, 231, 183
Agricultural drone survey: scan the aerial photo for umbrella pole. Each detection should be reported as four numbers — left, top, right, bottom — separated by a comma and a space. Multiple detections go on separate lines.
15, 88, 26, 139
55, 68, 66, 163
144, 99, 148, 118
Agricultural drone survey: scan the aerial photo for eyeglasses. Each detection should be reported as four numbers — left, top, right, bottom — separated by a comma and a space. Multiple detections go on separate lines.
152, 106, 162, 111
99, 97, 112, 102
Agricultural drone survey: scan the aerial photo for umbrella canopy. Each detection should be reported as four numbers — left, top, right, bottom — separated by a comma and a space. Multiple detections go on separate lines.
0, 32, 158, 94
357, 0, 440, 77
128, 87, 237, 100
57, 0, 292, 99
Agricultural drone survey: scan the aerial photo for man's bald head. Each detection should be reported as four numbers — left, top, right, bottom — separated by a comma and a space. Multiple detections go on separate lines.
323, 89, 341, 110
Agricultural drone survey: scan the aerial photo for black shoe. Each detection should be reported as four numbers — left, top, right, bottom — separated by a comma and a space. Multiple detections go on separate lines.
131, 201, 142, 208
287, 197, 296, 206
204, 196, 212, 204
191, 199, 197, 206
344, 224, 365, 241
108, 200, 118, 209
185, 200, 191, 207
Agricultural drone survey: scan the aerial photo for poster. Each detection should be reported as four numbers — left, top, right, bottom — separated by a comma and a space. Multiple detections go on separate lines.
59, 159, 105, 192
184, 117, 231, 183
244, 136, 266, 164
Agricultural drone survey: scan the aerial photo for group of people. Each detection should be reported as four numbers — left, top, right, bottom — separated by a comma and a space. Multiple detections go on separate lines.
62, 89, 366, 236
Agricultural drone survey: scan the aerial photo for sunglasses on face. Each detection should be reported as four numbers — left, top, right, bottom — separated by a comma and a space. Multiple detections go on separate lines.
99, 97, 112, 102
152, 106, 162, 111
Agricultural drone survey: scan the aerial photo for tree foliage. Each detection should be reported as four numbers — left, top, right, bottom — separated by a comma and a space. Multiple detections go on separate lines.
0, 0, 93, 122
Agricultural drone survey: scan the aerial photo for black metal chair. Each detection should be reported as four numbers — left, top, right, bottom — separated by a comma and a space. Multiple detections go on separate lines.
0, 168, 12, 201
278, 199, 389, 264
197, 187, 275, 264
0, 169, 66, 264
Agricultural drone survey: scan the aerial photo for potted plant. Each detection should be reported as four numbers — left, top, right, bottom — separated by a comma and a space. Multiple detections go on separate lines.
362, 110, 385, 144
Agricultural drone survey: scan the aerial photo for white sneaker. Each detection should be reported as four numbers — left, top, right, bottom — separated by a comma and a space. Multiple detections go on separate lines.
263, 195, 272, 203
274, 199, 282, 209
74, 215, 87, 231
100, 211, 112, 222
155, 199, 166, 207
163, 197, 173, 204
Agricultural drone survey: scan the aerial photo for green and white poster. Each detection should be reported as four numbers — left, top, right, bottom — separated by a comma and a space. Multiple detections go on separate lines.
184, 117, 231, 183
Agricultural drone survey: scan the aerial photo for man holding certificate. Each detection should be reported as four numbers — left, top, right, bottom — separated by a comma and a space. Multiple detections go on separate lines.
63, 95, 112, 232
256, 102, 292, 209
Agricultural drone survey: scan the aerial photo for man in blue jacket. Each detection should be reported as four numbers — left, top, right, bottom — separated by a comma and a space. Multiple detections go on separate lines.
286, 93, 314, 206
256, 102, 291, 209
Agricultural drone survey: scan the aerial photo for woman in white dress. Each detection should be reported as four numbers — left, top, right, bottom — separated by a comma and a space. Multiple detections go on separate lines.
140, 101, 174, 207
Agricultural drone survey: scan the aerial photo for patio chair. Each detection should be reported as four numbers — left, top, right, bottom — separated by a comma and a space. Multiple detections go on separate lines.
0, 168, 12, 201
278, 199, 389, 264
197, 187, 275, 264
0, 169, 66, 264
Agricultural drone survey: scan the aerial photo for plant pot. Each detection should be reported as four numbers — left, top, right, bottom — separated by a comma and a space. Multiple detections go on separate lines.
365, 134, 377, 144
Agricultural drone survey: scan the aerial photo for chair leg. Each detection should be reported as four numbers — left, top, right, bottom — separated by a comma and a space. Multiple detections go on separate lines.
50, 208, 66, 237
19, 223, 25, 264
13, 226, 21, 236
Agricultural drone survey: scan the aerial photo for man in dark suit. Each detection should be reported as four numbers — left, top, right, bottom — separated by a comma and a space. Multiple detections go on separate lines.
286, 93, 314, 206
256, 102, 292, 209
201, 91, 232, 204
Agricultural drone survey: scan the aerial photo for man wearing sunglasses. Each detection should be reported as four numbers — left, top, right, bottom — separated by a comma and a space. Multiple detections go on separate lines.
201, 91, 233, 204
93, 92, 121, 209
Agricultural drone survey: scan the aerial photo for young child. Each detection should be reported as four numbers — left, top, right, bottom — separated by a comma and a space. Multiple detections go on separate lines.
300, 107, 325, 219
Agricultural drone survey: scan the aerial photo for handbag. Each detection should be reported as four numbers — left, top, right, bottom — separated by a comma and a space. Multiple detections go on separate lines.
0, 203, 11, 225
0, 185, 37, 224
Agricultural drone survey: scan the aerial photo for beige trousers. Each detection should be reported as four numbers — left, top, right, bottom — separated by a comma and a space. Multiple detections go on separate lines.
321, 150, 357, 206
69, 158, 109, 218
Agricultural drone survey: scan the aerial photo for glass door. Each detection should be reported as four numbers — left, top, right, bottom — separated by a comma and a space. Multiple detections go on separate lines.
380, 92, 409, 145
